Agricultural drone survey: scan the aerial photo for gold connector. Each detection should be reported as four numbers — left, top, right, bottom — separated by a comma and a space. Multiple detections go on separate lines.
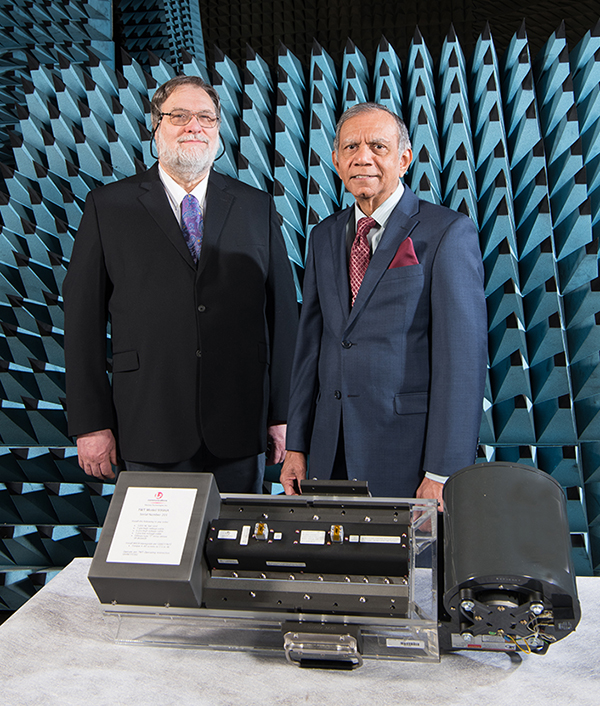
330, 524, 344, 543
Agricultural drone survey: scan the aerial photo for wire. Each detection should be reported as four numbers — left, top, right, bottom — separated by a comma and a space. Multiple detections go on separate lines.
506, 634, 532, 654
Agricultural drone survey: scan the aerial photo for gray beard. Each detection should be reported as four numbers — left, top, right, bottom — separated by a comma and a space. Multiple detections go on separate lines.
156, 136, 218, 183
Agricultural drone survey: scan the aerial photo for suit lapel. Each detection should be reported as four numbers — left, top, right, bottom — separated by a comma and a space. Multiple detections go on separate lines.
137, 165, 196, 269
199, 172, 234, 277
328, 207, 353, 317
346, 187, 421, 327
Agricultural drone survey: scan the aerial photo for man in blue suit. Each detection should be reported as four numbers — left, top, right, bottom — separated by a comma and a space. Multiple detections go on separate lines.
280, 103, 487, 508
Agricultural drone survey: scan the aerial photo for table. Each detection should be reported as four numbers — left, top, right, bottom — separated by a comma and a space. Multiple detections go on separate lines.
0, 559, 598, 706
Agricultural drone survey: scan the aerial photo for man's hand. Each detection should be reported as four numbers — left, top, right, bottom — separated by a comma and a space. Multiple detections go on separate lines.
415, 476, 445, 511
76, 429, 117, 480
266, 423, 287, 465
280, 450, 307, 495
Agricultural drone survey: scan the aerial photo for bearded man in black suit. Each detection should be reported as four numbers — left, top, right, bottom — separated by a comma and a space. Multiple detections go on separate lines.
63, 75, 298, 492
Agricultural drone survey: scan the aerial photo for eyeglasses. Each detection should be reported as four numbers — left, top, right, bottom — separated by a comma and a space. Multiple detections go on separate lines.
160, 111, 219, 127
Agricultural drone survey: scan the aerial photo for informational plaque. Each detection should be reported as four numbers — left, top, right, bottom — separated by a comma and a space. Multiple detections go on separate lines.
107, 487, 198, 566
88, 472, 221, 608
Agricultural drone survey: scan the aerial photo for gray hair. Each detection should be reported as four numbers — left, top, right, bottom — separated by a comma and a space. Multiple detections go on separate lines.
333, 103, 411, 156
150, 76, 221, 129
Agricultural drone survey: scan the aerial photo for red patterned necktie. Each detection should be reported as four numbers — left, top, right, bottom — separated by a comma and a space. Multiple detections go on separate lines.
349, 216, 377, 306
181, 194, 203, 263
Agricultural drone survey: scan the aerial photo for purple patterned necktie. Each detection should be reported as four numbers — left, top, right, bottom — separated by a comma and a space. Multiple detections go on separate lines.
181, 194, 203, 263
349, 216, 377, 306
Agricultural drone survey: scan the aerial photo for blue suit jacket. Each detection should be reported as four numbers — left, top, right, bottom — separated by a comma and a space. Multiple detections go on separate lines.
286, 186, 488, 497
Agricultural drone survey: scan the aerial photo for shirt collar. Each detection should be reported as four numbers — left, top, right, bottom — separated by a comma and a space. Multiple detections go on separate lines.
158, 164, 210, 217
354, 180, 405, 228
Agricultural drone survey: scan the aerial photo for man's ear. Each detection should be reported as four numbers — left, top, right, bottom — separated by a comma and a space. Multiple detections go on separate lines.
399, 148, 413, 178
332, 150, 340, 177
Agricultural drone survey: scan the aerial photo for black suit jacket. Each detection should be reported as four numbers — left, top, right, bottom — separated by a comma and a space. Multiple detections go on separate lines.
63, 165, 298, 463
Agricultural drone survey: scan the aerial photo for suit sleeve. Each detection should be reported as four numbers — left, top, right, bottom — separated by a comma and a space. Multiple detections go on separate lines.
423, 214, 487, 477
265, 197, 299, 423
63, 191, 116, 438
285, 230, 323, 452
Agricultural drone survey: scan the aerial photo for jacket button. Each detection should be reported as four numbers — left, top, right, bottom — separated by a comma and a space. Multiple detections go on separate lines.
198, 305, 206, 312
341, 340, 352, 348
334, 390, 341, 399
196, 350, 202, 358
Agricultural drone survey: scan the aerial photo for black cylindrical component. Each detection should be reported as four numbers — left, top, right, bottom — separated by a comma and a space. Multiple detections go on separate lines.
443, 462, 580, 635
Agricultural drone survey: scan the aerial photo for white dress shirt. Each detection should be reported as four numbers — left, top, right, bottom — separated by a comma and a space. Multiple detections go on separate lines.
346, 180, 405, 256
158, 164, 209, 225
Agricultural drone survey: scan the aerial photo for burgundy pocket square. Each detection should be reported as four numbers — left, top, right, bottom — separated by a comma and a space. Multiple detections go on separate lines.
389, 237, 419, 268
